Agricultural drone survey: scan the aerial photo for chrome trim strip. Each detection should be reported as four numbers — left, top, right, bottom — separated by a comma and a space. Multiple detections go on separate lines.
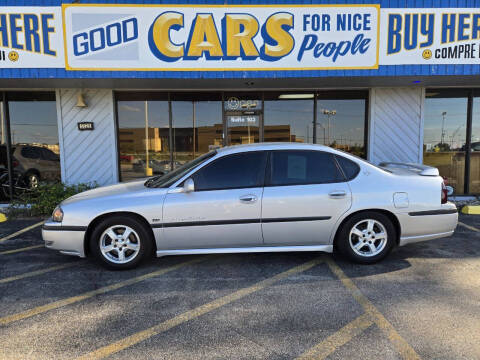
42, 225, 87, 231
408, 209, 458, 216
153, 216, 331, 228
59, 250, 83, 257
262, 216, 331, 223
156, 244, 333, 257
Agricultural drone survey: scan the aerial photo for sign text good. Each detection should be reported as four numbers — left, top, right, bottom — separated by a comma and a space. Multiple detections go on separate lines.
62, 4, 380, 71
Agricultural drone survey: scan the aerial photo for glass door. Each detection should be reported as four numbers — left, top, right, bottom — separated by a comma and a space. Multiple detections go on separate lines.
224, 93, 262, 145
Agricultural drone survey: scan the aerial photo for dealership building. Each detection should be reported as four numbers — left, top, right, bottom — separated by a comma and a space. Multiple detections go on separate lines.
0, 0, 479, 195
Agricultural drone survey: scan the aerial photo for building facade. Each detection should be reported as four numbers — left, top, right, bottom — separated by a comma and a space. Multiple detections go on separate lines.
0, 0, 479, 195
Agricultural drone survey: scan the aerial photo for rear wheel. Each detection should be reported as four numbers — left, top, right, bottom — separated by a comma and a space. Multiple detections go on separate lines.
337, 212, 396, 264
90, 216, 153, 270
25, 172, 40, 189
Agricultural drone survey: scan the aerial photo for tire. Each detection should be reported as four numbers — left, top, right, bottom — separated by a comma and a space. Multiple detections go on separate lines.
90, 216, 153, 270
25, 172, 40, 189
336, 212, 396, 264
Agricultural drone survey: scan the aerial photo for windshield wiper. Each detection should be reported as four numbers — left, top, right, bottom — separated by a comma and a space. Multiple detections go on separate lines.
144, 176, 162, 188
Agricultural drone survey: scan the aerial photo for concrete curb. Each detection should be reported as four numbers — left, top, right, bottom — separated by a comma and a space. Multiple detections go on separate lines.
461, 205, 480, 215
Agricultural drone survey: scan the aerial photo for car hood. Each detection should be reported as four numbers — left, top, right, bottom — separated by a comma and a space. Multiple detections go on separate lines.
62, 179, 158, 205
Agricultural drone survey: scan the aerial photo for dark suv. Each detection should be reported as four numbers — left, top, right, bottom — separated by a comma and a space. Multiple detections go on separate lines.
0, 144, 60, 188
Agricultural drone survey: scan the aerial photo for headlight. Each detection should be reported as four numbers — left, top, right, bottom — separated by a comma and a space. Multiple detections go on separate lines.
52, 206, 64, 222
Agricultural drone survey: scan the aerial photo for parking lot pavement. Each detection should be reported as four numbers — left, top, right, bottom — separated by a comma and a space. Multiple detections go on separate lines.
0, 215, 479, 360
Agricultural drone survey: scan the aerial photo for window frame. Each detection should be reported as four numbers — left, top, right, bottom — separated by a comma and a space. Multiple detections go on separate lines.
265, 149, 347, 187
186, 150, 268, 192
334, 154, 361, 181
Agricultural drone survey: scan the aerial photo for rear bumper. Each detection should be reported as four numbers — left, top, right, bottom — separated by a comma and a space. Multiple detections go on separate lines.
399, 230, 454, 246
397, 203, 458, 246
42, 222, 86, 258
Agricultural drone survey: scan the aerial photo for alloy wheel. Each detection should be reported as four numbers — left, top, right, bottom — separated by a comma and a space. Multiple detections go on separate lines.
348, 219, 388, 257
99, 225, 141, 264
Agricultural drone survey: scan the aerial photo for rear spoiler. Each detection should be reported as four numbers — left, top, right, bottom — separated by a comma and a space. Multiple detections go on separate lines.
378, 162, 439, 176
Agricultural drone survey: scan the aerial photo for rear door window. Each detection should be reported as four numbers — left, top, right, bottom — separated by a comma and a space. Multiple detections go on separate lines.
40, 148, 59, 161
267, 150, 344, 186
335, 155, 360, 180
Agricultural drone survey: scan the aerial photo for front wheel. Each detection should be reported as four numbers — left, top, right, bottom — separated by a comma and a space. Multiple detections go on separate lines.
337, 212, 396, 264
90, 216, 153, 270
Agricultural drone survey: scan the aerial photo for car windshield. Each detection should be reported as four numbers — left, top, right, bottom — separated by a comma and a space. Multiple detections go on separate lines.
144, 151, 217, 188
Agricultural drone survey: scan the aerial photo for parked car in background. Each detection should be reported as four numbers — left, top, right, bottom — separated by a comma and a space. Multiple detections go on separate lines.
0, 144, 61, 189
42, 143, 458, 270
132, 159, 166, 176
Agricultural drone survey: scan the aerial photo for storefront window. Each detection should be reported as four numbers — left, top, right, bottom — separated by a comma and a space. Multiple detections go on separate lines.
116, 91, 369, 183
316, 93, 367, 158
7, 92, 60, 188
469, 92, 480, 193
117, 94, 170, 181
264, 93, 314, 143
225, 93, 261, 145
423, 90, 468, 195
171, 93, 222, 169
0, 101, 4, 147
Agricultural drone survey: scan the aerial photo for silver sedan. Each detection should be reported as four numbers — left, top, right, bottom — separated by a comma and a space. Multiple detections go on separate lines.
42, 143, 458, 269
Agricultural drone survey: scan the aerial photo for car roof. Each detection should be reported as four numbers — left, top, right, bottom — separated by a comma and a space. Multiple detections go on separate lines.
216, 142, 334, 155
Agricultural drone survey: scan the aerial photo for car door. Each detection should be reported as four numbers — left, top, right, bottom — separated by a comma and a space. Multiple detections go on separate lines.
39, 148, 60, 180
261, 150, 352, 246
161, 151, 267, 250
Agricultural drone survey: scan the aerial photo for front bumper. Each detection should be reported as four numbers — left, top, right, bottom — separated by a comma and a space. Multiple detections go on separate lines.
42, 221, 87, 258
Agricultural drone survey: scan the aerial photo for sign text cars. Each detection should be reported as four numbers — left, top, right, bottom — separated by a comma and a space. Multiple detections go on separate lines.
62, 4, 380, 71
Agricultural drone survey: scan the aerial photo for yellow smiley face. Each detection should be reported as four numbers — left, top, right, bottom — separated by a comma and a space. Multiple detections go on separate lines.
8, 51, 19, 62
422, 49, 432, 60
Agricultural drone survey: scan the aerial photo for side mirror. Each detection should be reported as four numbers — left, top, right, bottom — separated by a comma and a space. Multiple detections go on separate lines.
183, 178, 195, 193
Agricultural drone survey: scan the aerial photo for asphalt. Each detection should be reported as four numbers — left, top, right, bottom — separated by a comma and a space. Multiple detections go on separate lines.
0, 215, 479, 359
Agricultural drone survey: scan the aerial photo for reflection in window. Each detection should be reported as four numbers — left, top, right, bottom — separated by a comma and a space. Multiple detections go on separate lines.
470, 96, 480, 193
423, 91, 468, 194
264, 95, 314, 143
269, 150, 342, 186
7, 93, 60, 185
117, 100, 170, 181
316, 98, 366, 158
172, 97, 222, 169
0, 101, 4, 148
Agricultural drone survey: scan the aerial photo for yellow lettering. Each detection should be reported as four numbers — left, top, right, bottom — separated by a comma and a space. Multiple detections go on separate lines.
264, 13, 294, 58
187, 14, 223, 57
225, 14, 259, 58
151, 12, 184, 59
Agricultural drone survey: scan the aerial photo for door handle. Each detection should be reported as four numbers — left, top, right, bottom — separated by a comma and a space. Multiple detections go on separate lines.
239, 194, 257, 203
329, 190, 346, 198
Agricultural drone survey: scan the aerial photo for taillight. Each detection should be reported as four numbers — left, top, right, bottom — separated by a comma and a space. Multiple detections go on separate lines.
12, 160, 19, 167
441, 180, 448, 204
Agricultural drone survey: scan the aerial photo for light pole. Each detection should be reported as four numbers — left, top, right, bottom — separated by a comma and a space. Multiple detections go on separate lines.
322, 109, 336, 145
441, 111, 447, 144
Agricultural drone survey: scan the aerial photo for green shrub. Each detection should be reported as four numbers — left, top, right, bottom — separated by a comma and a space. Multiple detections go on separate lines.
8, 182, 97, 218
